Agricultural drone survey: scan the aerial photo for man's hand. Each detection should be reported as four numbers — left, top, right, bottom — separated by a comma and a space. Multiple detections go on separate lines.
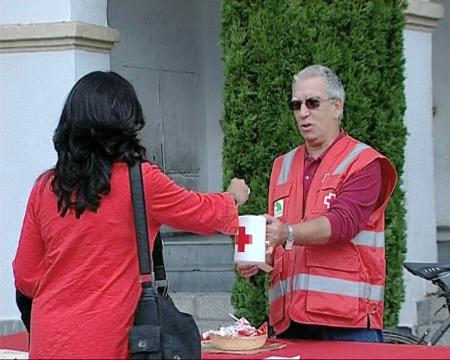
236, 264, 260, 278
265, 214, 288, 248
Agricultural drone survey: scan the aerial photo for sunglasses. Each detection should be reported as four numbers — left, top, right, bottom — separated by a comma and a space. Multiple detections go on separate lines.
288, 97, 335, 111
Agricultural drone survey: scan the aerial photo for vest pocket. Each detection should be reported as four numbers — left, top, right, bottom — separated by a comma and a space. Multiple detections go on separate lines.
272, 182, 292, 221
304, 246, 360, 319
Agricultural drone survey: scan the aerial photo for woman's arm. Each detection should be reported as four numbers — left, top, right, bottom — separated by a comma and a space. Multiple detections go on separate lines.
143, 164, 243, 235
13, 181, 46, 298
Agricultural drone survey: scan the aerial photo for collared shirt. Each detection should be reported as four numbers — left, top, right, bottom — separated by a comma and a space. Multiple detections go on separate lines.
303, 132, 382, 244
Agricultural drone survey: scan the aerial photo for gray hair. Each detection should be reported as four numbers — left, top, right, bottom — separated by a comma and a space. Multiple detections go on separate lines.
292, 64, 345, 104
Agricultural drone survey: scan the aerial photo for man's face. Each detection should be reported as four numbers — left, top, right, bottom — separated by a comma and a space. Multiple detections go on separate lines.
291, 76, 343, 150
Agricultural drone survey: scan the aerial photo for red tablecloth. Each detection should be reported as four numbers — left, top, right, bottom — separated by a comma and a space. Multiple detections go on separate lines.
202, 338, 450, 359
3, 332, 450, 359
0, 332, 28, 352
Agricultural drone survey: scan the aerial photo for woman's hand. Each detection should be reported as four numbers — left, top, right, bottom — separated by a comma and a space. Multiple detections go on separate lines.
236, 264, 260, 278
226, 178, 250, 206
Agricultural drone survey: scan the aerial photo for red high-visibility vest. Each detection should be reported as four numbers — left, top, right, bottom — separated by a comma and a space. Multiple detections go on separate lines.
268, 134, 397, 334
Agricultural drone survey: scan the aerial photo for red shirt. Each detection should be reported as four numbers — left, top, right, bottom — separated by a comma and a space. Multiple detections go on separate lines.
13, 162, 238, 359
303, 133, 382, 244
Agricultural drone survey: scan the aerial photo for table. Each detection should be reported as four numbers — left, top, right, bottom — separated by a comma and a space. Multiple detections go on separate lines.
3, 332, 450, 359
202, 338, 450, 359
0, 332, 27, 352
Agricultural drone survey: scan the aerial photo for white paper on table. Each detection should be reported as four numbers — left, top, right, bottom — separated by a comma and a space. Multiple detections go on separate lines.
0, 349, 29, 359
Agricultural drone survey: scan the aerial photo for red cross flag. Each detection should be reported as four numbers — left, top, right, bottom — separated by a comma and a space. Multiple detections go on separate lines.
234, 215, 272, 272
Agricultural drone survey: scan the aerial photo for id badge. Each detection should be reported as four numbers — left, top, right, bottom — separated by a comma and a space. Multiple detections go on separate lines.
274, 199, 284, 218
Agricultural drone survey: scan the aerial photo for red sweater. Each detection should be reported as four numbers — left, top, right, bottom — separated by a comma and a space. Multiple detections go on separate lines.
13, 162, 238, 359
301, 132, 382, 244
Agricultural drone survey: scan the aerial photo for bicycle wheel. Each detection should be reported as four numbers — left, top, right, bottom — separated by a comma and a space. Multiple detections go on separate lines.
382, 329, 421, 344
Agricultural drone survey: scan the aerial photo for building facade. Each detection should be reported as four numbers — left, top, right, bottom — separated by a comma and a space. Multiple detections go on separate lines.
0, 0, 448, 337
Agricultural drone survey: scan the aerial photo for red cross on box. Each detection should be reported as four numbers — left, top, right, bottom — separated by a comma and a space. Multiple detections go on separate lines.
237, 226, 252, 252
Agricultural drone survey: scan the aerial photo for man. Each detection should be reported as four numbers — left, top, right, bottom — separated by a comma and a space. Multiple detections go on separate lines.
237, 64, 397, 342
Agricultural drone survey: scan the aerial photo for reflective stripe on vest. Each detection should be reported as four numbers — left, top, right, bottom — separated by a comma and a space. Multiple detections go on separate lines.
269, 230, 385, 305
333, 143, 369, 175
269, 274, 384, 304
276, 142, 368, 186
277, 147, 298, 185
351, 231, 384, 248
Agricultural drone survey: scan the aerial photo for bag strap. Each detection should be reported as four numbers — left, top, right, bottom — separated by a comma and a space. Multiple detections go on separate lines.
129, 162, 167, 288
153, 233, 167, 286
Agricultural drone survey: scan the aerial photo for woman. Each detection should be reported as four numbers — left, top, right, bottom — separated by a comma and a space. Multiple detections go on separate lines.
13, 71, 249, 358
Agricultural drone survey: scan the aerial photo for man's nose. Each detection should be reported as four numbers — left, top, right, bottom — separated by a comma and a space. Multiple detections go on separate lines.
299, 103, 310, 118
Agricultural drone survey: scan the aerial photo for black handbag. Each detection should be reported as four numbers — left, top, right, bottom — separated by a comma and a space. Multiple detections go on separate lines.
128, 163, 201, 359
16, 289, 32, 333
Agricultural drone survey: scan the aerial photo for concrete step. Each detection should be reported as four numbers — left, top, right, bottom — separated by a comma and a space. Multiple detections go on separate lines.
170, 292, 235, 334
161, 232, 236, 292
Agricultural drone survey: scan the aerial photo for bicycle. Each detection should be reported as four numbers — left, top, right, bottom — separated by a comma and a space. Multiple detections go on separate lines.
383, 261, 450, 345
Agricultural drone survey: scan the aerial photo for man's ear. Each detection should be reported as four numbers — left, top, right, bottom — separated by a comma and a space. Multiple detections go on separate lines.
334, 98, 343, 120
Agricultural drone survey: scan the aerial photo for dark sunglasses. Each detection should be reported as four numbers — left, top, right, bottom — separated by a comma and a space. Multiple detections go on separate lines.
288, 97, 335, 111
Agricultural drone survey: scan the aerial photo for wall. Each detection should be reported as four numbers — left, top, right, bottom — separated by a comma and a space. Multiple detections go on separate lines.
0, 0, 112, 333
109, 0, 205, 191
200, 0, 225, 192
0, 0, 107, 25
109, 0, 224, 193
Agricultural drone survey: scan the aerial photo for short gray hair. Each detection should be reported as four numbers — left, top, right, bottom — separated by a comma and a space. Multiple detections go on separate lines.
292, 64, 345, 104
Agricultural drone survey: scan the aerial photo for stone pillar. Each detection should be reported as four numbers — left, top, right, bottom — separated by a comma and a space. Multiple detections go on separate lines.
0, 0, 118, 334
399, 0, 445, 329
433, 2, 450, 262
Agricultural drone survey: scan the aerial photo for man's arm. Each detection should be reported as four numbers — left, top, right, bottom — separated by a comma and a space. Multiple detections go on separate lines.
266, 214, 331, 246
266, 160, 382, 247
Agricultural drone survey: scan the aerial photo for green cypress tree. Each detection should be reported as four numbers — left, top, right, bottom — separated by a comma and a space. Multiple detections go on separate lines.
221, 0, 407, 329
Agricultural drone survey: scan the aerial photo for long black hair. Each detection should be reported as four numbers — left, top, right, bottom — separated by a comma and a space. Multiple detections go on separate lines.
52, 71, 146, 218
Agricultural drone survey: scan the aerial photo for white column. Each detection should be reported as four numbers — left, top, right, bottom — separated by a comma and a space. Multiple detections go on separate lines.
398, 0, 445, 329
433, 1, 450, 248
0, 0, 118, 333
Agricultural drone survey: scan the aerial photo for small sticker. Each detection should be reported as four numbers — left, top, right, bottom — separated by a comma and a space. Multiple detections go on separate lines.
274, 199, 284, 218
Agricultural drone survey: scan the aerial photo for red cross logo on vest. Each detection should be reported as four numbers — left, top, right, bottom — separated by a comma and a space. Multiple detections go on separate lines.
237, 226, 252, 252
323, 191, 336, 209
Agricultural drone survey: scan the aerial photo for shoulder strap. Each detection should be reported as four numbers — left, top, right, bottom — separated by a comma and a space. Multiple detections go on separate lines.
129, 163, 168, 285
153, 233, 167, 285
129, 162, 152, 277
